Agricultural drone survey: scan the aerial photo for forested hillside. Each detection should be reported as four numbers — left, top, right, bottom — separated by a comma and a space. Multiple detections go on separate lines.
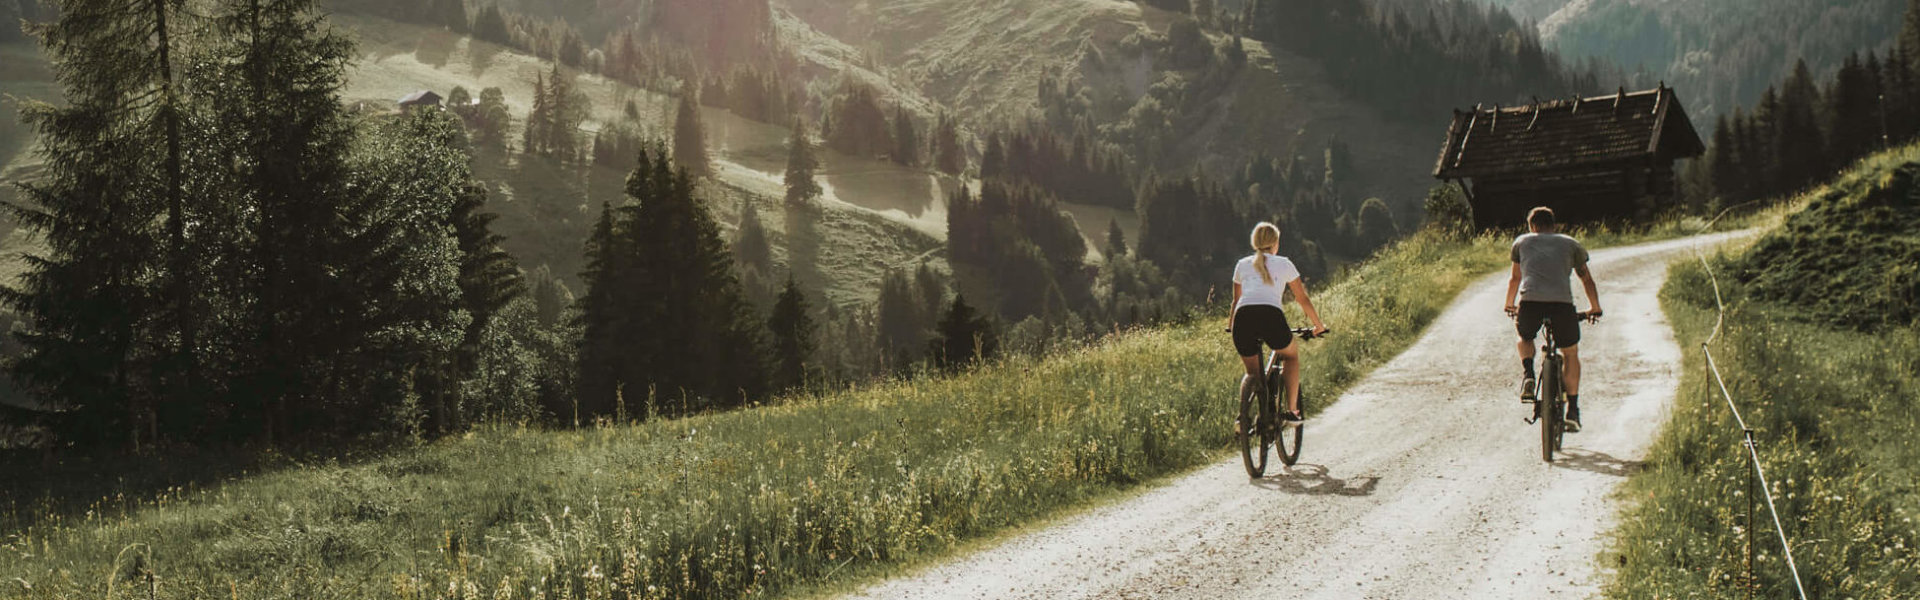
1479, 0, 1905, 123
0, 0, 1646, 449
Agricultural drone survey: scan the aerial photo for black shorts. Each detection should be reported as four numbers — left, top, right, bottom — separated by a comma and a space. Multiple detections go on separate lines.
1232, 304, 1293, 357
1516, 301, 1581, 348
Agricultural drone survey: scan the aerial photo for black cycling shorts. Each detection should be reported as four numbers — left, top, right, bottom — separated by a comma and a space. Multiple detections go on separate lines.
1516, 301, 1581, 348
1232, 304, 1293, 357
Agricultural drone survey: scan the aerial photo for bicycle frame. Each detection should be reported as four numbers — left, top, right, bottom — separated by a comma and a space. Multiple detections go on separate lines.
1522, 311, 1595, 462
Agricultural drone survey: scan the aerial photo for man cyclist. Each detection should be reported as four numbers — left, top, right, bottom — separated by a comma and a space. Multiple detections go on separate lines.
1504, 207, 1601, 432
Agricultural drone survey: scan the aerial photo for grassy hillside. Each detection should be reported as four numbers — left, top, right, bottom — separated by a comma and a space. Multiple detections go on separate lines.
0, 226, 1525, 598
1607, 144, 1920, 598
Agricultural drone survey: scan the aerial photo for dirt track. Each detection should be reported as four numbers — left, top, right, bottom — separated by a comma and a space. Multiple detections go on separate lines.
844, 232, 1750, 599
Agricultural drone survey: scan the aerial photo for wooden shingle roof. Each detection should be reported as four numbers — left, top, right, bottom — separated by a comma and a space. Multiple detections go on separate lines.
1433, 86, 1705, 179
398, 90, 443, 106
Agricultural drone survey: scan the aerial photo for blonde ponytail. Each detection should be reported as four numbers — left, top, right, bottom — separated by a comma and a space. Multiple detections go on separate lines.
1250, 222, 1281, 285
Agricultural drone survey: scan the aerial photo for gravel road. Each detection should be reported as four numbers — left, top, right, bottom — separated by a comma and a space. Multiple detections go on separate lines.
844, 231, 1751, 600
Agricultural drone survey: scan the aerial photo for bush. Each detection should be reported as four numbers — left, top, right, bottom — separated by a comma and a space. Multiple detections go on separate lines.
1422, 183, 1474, 237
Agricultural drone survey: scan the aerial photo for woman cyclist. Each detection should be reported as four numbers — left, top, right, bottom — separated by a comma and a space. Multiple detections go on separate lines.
1226, 222, 1329, 422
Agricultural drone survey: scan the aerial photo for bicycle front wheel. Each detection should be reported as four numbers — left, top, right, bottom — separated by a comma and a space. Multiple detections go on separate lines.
1239, 376, 1270, 478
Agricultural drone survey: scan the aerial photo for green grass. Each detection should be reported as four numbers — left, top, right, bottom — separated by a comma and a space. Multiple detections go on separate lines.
0, 227, 1520, 599
1729, 144, 1920, 330
1607, 258, 1920, 598
1605, 147, 1920, 599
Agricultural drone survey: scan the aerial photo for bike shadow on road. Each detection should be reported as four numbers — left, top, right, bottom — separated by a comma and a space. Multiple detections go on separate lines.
1249, 463, 1380, 496
1550, 448, 1644, 478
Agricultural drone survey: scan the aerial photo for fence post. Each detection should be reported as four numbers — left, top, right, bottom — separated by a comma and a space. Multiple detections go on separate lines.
1745, 429, 1757, 600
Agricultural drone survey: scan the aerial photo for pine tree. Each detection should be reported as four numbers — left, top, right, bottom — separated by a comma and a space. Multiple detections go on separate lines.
447, 182, 525, 435
332, 110, 481, 440
1720, 114, 1751, 203
438, 0, 467, 32
933, 112, 966, 175
523, 72, 549, 155
473, 4, 509, 45
673, 85, 712, 178
207, 0, 366, 443
930, 294, 995, 371
475, 87, 510, 150
734, 200, 773, 273
766, 275, 815, 392
1886, 48, 1918, 145
784, 118, 822, 207
574, 202, 622, 419
575, 148, 767, 417
1776, 59, 1828, 193
824, 81, 891, 158
1826, 52, 1881, 167
4, 0, 199, 449
1903, 0, 1920, 70
875, 269, 924, 371
913, 261, 946, 318
543, 64, 586, 162
447, 85, 473, 117
892, 107, 919, 167
1745, 90, 1782, 199
981, 133, 1006, 181
1106, 218, 1128, 258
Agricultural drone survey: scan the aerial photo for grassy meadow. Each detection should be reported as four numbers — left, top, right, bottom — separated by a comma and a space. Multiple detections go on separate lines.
1606, 146, 1920, 598
0, 227, 1527, 599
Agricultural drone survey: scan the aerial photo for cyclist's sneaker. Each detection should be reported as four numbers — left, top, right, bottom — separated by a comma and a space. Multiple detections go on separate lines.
1281, 410, 1304, 424
1520, 376, 1538, 402
1564, 403, 1582, 433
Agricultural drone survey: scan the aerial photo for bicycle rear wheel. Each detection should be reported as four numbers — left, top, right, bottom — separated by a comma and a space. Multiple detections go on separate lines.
1539, 357, 1562, 463
1238, 375, 1270, 478
1276, 380, 1305, 467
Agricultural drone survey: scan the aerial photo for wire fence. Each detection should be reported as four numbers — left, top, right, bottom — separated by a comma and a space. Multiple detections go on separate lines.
1691, 205, 1810, 600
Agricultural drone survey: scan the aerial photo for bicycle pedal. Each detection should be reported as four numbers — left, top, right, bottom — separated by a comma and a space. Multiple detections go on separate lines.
1523, 416, 1538, 425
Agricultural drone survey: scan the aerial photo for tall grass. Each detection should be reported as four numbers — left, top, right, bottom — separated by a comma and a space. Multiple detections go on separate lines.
1606, 147, 1920, 599
17, 219, 1779, 599
1607, 258, 1920, 598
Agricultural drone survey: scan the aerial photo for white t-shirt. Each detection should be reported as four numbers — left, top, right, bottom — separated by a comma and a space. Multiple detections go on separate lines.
1232, 253, 1300, 309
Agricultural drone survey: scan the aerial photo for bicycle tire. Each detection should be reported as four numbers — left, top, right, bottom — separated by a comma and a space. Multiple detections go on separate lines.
1540, 356, 1561, 463
1238, 375, 1270, 478
1277, 379, 1305, 467
1274, 365, 1305, 469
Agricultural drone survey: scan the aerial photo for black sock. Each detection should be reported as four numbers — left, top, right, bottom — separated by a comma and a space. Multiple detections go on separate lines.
1568, 394, 1579, 406
1522, 358, 1535, 378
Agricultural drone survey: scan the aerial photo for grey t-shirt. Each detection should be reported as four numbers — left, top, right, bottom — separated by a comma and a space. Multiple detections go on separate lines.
1510, 233, 1589, 304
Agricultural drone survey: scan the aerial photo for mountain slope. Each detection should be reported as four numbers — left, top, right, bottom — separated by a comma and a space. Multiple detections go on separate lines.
779, 0, 1439, 205
1488, 0, 1902, 122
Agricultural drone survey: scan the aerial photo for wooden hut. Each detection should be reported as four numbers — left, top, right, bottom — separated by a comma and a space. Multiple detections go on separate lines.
398, 90, 443, 112
1433, 85, 1705, 229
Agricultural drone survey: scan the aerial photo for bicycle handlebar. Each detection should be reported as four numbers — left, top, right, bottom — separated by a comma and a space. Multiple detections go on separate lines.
1503, 308, 1604, 324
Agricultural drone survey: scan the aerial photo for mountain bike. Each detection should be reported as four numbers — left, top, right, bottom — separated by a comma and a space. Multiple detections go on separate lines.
1522, 311, 1598, 463
1235, 328, 1326, 478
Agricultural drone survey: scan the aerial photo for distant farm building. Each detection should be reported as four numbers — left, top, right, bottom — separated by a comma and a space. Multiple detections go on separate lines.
398, 90, 443, 112
1433, 85, 1706, 229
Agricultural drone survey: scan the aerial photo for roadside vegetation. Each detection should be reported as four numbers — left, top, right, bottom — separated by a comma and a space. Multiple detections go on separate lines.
1609, 144, 1920, 598
0, 223, 1530, 598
